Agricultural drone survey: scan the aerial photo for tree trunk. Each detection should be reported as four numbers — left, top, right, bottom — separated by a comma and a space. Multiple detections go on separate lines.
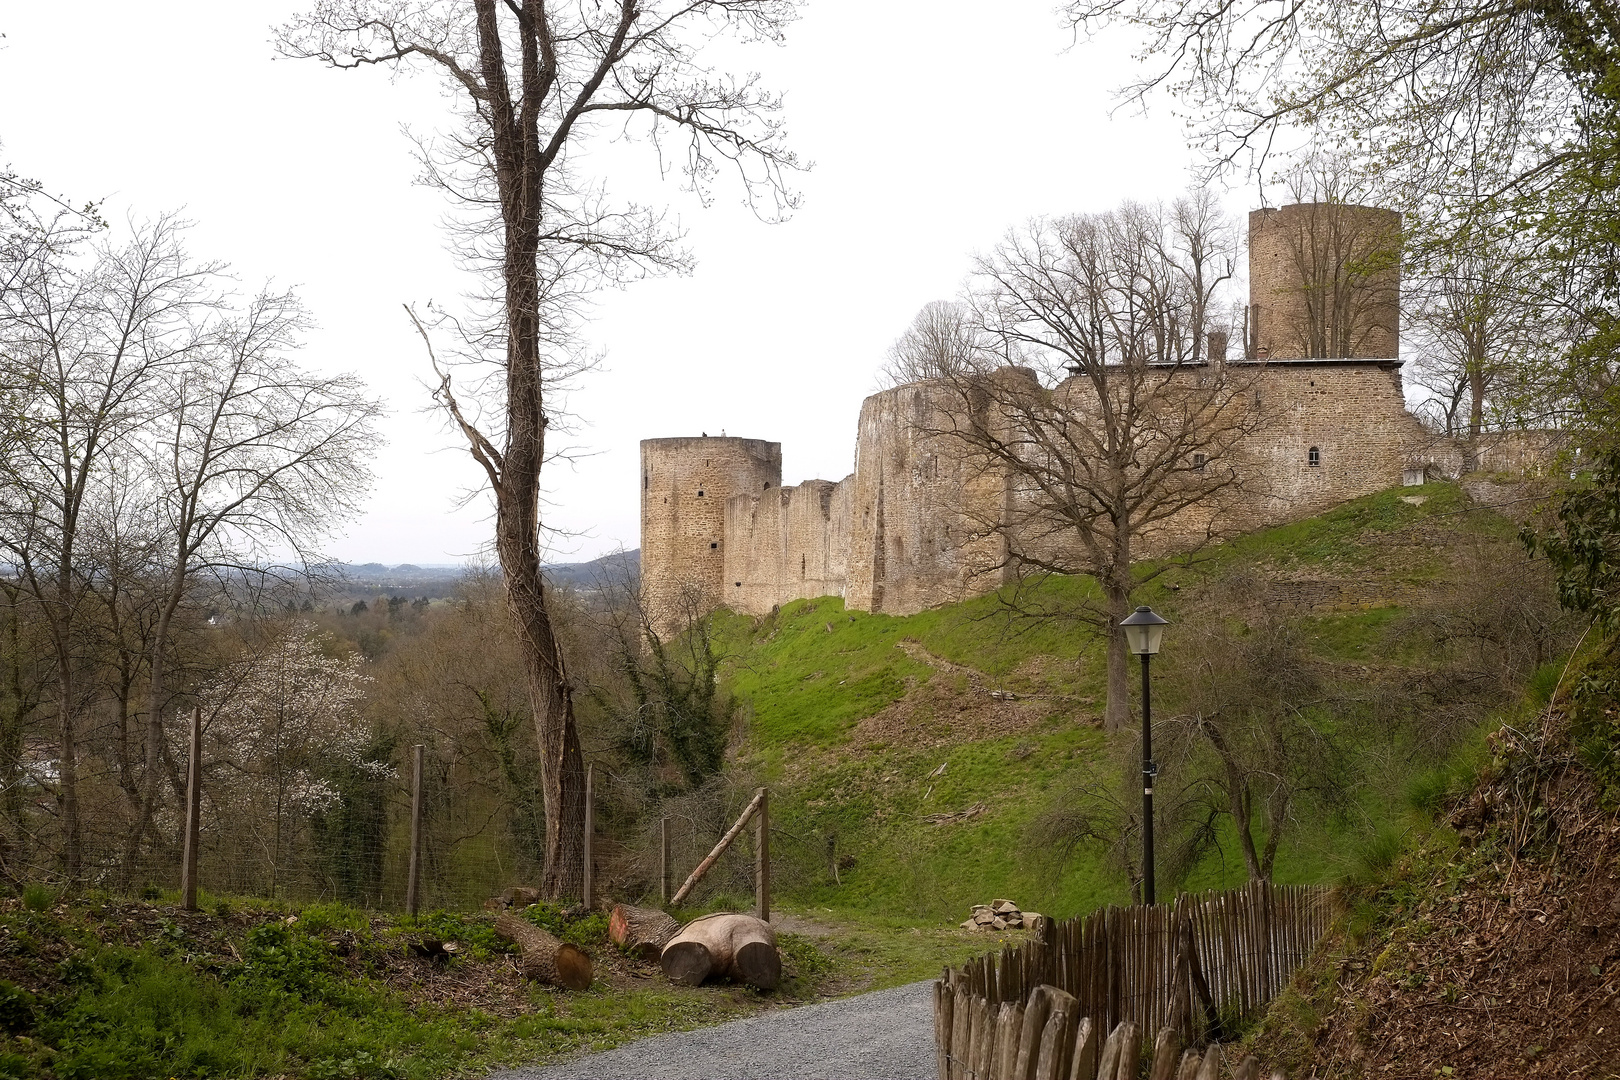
660, 912, 780, 989
1103, 579, 1132, 732
122, 588, 181, 891
1463, 364, 1487, 474
494, 911, 593, 990
608, 903, 679, 961
474, 0, 588, 903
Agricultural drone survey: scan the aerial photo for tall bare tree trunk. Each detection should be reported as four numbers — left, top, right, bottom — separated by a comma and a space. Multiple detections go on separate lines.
477, 0, 588, 899
51, 562, 81, 883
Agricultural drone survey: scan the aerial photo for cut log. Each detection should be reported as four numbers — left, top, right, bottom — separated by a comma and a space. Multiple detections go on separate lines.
659, 912, 781, 990
494, 912, 593, 991
609, 904, 679, 961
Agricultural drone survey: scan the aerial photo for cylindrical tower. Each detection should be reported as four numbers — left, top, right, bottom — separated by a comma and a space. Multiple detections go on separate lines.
1248, 203, 1401, 360
640, 436, 781, 637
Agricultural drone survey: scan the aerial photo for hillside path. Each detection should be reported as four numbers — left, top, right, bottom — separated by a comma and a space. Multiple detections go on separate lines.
487, 980, 935, 1080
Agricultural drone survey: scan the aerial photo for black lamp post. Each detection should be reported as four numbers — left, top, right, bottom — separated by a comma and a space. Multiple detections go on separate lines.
1119, 604, 1169, 906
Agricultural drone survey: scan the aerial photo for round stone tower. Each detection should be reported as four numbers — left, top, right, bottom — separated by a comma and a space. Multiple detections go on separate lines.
1248, 203, 1401, 360
640, 436, 782, 637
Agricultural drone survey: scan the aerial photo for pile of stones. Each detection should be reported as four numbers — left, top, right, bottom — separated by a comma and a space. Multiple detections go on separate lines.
960, 898, 1043, 932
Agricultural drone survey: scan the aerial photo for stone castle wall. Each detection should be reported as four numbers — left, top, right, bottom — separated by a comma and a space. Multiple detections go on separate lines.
640, 436, 780, 634
641, 203, 1550, 630
1249, 204, 1401, 361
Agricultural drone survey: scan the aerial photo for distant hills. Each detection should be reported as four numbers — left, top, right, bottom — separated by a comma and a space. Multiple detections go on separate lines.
328, 549, 639, 598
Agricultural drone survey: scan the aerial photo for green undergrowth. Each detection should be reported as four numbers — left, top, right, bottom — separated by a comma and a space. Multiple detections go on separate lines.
712, 482, 1542, 927
0, 897, 806, 1080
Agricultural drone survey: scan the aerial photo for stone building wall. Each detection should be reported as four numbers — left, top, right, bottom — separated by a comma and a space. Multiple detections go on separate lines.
722, 475, 854, 614
640, 203, 1555, 627
640, 436, 780, 636
842, 383, 1009, 615
1249, 204, 1401, 361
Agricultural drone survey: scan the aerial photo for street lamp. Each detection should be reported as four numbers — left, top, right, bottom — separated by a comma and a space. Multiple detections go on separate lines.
1119, 605, 1169, 906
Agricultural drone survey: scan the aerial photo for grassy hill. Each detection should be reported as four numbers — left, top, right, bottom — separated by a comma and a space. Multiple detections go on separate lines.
713, 481, 1556, 926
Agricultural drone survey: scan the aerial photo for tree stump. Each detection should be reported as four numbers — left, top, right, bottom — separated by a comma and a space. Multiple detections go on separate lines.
494, 911, 593, 990
660, 912, 781, 990
609, 904, 680, 961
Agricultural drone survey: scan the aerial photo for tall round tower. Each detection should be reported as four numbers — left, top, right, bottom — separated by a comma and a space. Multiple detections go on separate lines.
1248, 203, 1401, 360
640, 436, 781, 637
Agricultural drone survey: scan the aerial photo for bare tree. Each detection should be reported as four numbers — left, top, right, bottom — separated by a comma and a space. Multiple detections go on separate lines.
123, 290, 382, 883
277, 0, 800, 897
1407, 223, 1564, 465
898, 195, 1265, 730
1156, 602, 1349, 882
1251, 163, 1402, 361
0, 212, 212, 880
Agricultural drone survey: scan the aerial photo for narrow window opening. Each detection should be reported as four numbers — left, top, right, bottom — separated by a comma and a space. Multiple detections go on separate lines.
734, 581, 742, 587
801, 554, 806, 578
643, 473, 649, 490
1308, 446, 1321, 467
697, 489, 705, 497
1193, 453, 1206, 472
764, 481, 770, 489
710, 542, 718, 550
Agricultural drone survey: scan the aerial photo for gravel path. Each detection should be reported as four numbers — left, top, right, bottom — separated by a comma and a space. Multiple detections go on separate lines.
488, 980, 936, 1080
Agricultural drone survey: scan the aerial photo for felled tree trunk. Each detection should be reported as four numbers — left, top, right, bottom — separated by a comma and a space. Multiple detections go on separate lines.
494, 912, 593, 990
609, 904, 680, 961
660, 912, 781, 990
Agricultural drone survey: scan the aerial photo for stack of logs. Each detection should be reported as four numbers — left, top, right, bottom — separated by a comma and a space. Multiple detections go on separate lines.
961, 899, 1042, 932
488, 901, 782, 993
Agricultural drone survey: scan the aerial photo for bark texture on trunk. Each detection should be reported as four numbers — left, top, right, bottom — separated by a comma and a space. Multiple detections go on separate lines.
608, 904, 679, 961
472, 0, 590, 900
660, 912, 780, 989
494, 911, 593, 990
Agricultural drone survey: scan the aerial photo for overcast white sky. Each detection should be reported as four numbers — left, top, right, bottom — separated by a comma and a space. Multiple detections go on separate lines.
0, 1, 1242, 566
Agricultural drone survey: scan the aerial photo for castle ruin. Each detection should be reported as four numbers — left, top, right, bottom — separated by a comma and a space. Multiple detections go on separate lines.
640, 203, 1535, 634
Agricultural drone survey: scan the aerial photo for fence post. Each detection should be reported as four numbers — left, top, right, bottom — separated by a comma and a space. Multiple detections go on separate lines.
754, 786, 770, 922
660, 815, 671, 905
406, 743, 424, 917
180, 706, 202, 911
583, 763, 595, 909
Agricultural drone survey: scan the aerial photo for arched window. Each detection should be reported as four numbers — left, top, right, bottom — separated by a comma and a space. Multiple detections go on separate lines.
1308, 446, 1321, 467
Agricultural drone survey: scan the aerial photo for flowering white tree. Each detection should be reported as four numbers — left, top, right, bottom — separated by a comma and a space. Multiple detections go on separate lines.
193, 622, 385, 897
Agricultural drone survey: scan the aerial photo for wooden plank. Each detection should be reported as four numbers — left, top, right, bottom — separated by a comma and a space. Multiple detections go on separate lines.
1033, 1005, 1070, 1080
1148, 1026, 1181, 1080
1015, 985, 1054, 1080
1111, 1021, 1139, 1080
935, 981, 952, 1080
754, 787, 770, 922
951, 985, 971, 1080
993, 1001, 1022, 1080
971, 995, 994, 1080
1066, 1017, 1096, 1080
1175, 1050, 1201, 1080
1194, 1041, 1221, 1080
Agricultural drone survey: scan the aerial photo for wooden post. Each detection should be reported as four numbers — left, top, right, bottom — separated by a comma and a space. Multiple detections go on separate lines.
754, 787, 770, 922
670, 787, 767, 906
583, 763, 595, 909
406, 743, 424, 917
180, 706, 202, 911
660, 816, 671, 905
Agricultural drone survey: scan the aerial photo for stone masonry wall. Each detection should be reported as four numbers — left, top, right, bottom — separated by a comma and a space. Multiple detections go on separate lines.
641, 203, 1555, 627
640, 436, 780, 636
1249, 204, 1401, 361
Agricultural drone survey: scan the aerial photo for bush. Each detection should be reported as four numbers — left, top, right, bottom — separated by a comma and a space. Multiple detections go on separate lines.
20, 886, 53, 913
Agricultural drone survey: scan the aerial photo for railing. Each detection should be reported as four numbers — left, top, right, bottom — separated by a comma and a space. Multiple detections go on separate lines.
936, 881, 1334, 1078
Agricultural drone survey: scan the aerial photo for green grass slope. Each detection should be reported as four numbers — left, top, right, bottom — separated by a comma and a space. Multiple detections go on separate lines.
714, 483, 1535, 925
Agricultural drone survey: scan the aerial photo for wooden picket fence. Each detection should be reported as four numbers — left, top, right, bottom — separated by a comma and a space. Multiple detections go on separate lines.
935, 881, 1334, 1079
